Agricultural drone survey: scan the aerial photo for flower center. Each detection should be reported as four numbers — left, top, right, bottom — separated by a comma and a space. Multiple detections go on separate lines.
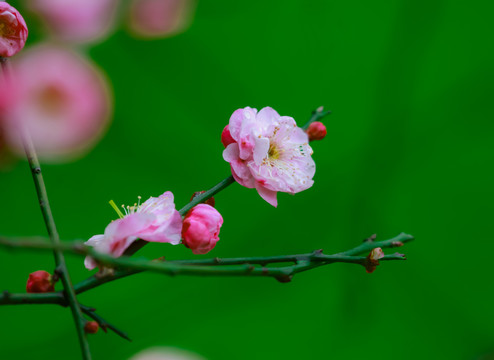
268, 143, 280, 160
36, 86, 68, 117
0, 11, 17, 37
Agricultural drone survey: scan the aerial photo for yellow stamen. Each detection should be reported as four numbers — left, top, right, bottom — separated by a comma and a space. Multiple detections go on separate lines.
109, 200, 125, 219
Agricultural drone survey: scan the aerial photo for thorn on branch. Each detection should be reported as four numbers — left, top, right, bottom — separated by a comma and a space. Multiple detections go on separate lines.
391, 241, 404, 247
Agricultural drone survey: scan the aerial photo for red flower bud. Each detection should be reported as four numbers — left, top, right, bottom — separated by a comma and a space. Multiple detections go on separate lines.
221, 125, 236, 148
26, 270, 55, 293
190, 191, 215, 207
84, 321, 99, 334
306, 121, 327, 141
0, 3, 28, 57
182, 204, 223, 254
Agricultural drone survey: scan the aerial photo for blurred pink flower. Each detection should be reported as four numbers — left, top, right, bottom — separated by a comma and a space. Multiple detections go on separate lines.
0, 45, 112, 162
26, 0, 117, 43
182, 204, 223, 255
0, 2, 28, 57
84, 192, 183, 270
128, 0, 196, 39
223, 107, 315, 207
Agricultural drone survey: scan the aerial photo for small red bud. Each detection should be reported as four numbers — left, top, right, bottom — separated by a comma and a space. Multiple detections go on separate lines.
26, 270, 55, 293
306, 121, 327, 141
84, 321, 99, 334
190, 191, 215, 207
221, 125, 236, 148
364, 248, 385, 274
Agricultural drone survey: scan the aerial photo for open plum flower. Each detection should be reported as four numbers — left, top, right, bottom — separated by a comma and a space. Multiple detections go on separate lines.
26, 0, 118, 44
223, 107, 315, 207
128, 0, 196, 39
84, 192, 182, 270
0, 45, 112, 162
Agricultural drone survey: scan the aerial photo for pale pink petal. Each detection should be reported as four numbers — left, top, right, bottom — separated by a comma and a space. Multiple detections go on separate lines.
255, 183, 278, 207
223, 143, 239, 162
253, 137, 269, 165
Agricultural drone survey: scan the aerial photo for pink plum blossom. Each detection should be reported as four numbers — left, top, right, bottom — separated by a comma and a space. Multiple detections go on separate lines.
128, 0, 196, 39
0, 45, 112, 162
222, 107, 315, 207
182, 204, 223, 255
0, 2, 28, 57
26, 0, 118, 43
84, 192, 183, 270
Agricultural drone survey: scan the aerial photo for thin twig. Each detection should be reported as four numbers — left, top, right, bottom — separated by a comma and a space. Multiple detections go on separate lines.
1, 57, 92, 360
79, 304, 131, 341
0, 233, 413, 304
301, 106, 332, 130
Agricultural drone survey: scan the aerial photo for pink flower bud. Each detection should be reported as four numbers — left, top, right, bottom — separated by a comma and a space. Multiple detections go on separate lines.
190, 191, 215, 207
26, 270, 55, 293
84, 321, 99, 334
306, 121, 327, 141
182, 204, 223, 255
365, 247, 385, 273
0, 3, 28, 57
221, 124, 235, 148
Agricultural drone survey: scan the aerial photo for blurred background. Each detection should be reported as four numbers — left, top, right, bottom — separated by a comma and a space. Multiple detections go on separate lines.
1, 0, 493, 359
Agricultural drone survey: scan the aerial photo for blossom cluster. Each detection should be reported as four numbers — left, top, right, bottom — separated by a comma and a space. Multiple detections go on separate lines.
0, 3, 328, 271
84, 106, 326, 269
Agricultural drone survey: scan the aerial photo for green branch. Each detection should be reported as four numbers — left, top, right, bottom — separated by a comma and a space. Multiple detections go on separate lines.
301, 106, 332, 130
1, 57, 92, 360
0, 233, 413, 304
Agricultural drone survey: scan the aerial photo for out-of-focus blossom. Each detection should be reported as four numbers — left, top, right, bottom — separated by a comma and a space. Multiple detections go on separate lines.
223, 107, 315, 207
84, 321, 99, 334
182, 204, 223, 255
306, 121, 327, 141
128, 0, 196, 39
130, 347, 207, 360
0, 45, 112, 162
26, 270, 55, 293
0, 2, 28, 57
84, 192, 182, 270
365, 247, 385, 273
26, 0, 117, 44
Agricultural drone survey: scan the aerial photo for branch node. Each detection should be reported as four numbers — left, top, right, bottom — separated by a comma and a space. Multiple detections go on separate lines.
363, 234, 377, 243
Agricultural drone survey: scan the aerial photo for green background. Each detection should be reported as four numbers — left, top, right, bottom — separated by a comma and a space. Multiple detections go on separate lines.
1, 0, 493, 359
